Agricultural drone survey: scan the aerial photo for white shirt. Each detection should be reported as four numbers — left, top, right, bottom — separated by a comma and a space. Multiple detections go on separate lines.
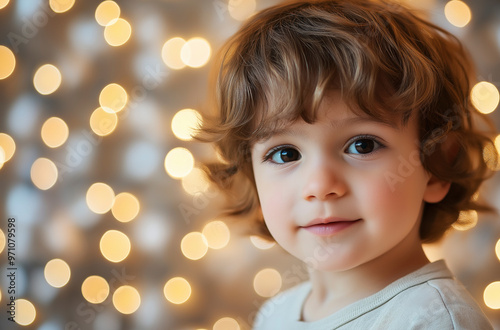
253, 260, 492, 329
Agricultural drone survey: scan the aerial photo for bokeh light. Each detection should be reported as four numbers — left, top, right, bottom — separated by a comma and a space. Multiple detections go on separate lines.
90, 107, 118, 136
471, 81, 499, 114
253, 268, 282, 298
483, 142, 500, 171
31, 158, 58, 190
44, 258, 71, 288
171, 108, 202, 141
50, 0, 75, 13
444, 0, 471, 27
111, 192, 140, 222
180, 232, 208, 260
161, 37, 187, 70
496, 239, 500, 262
484, 281, 500, 309
33, 64, 62, 95
14, 299, 36, 326
99, 83, 128, 113
104, 18, 132, 47
180, 38, 211, 68
112, 285, 141, 314
181, 167, 210, 195
95, 1, 121, 26
81, 275, 109, 304
202, 221, 230, 250
452, 210, 478, 231
164, 147, 194, 179
0, 45, 15, 79
0, 0, 9, 10
0, 229, 5, 254
86, 182, 115, 214
100, 230, 131, 263
250, 236, 276, 250
213, 317, 240, 330
41, 117, 69, 148
228, 0, 257, 21
163, 277, 192, 304
0, 133, 16, 162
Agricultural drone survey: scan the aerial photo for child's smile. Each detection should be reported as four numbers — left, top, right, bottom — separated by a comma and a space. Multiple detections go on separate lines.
251, 91, 450, 272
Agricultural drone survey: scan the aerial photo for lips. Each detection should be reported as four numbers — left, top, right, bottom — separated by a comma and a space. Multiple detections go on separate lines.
301, 217, 361, 236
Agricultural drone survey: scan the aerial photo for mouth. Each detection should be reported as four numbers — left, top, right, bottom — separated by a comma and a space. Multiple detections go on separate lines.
300, 218, 361, 236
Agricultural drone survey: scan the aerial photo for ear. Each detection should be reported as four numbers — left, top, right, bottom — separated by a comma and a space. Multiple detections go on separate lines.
423, 175, 451, 203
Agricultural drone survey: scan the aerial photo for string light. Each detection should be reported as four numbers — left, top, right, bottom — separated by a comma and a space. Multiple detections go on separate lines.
213, 317, 240, 330
14, 299, 36, 326
228, 0, 257, 21
171, 108, 202, 141
471, 81, 499, 114
164, 277, 192, 304
50, 0, 75, 13
100, 230, 131, 263
81, 275, 109, 304
111, 192, 140, 222
112, 285, 141, 314
44, 258, 71, 288
104, 18, 132, 47
41, 117, 69, 148
161, 37, 187, 70
95, 1, 121, 26
90, 107, 118, 136
99, 83, 128, 113
444, 0, 471, 27
33, 64, 62, 95
180, 232, 208, 260
202, 221, 230, 250
0, 45, 15, 79
164, 147, 194, 179
31, 158, 58, 190
180, 38, 211, 68
253, 268, 282, 298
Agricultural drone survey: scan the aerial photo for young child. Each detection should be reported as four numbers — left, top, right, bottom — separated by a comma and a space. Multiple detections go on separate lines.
198, 0, 497, 328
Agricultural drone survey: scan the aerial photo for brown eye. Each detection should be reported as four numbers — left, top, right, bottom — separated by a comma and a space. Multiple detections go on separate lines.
345, 137, 384, 155
267, 147, 301, 164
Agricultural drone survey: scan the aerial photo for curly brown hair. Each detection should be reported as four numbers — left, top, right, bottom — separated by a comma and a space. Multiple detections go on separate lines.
197, 0, 497, 243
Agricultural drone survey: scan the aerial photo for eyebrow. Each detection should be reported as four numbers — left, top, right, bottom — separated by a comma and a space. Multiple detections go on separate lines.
262, 116, 398, 139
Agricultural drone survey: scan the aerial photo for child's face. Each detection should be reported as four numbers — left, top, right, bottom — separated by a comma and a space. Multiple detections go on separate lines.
251, 91, 447, 271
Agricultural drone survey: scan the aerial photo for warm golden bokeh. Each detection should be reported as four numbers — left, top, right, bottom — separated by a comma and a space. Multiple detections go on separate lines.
33, 64, 62, 95
213, 317, 240, 330
250, 236, 276, 250
180, 232, 208, 260
181, 167, 210, 195
444, 0, 471, 27
90, 107, 118, 136
180, 38, 211, 68
484, 281, 500, 309
164, 147, 194, 179
44, 258, 71, 288
228, 0, 257, 21
86, 182, 115, 214
104, 18, 132, 47
31, 158, 58, 190
162, 37, 187, 70
81, 276, 110, 304
171, 108, 202, 141
452, 210, 478, 231
164, 277, 192, 304
0, 0, 10, 10
112, 285, 141, 314
100, 230, 131, 262
253, 268, 282, 298
0, 133, 16, 162
14, 299, 36, 326
95, 1, 121, 26
0, 45, 15, 79
41, 117, 69, 148
202, 221, 230, 250
471, 81, 499, 114
50, 0, 75, 13
111, 192, 140, 222
99, 83, 128, 113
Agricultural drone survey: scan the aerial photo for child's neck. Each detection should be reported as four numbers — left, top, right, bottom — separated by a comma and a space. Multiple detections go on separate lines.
301, 242, 429, 322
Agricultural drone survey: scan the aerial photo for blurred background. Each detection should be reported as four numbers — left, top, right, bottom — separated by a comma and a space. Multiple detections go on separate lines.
0, 0, 499, 329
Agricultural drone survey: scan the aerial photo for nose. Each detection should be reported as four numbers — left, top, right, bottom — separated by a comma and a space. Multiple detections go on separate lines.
302, 160, 347, 201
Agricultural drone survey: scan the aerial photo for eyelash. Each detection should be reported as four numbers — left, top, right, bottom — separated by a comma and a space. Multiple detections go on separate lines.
261, 135, 386, 164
